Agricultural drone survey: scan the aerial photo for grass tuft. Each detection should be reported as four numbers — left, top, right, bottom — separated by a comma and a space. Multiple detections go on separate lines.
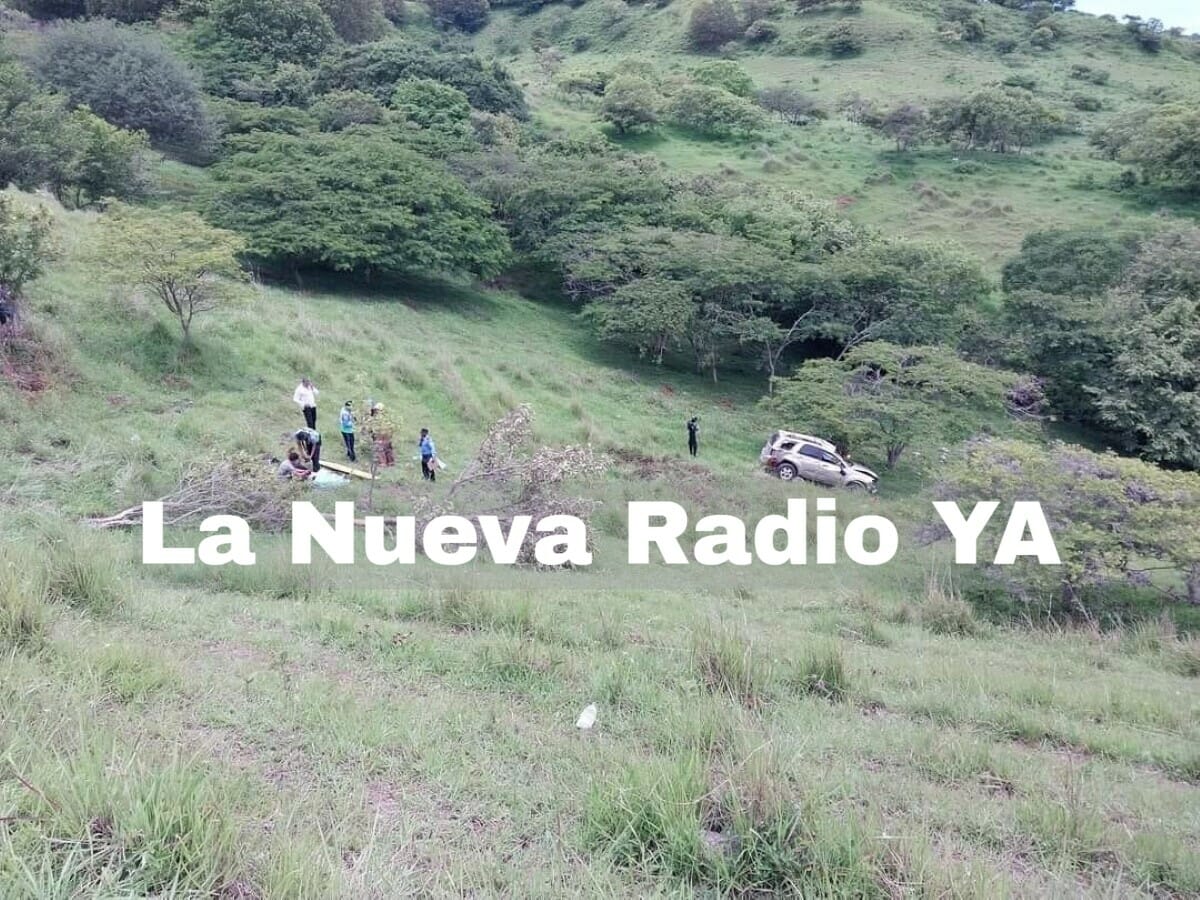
786, 641, 851, 702
691, 620, 774, 709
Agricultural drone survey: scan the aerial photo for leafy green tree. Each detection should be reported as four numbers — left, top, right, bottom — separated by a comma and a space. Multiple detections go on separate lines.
582, 277, 694, 363
56, 109, 149, 207
826, 21, 864, 56
1001, 228, 1139, 296
600, 76, 659, 135
687, 0, 742, 51
807, 238, 992, 352
768, 342, 1033, 468
310, 90, 385, 130
689, 61, 755, 98
95, 204, 249, 342
1091, 102, 1200, 192
210, 130, 510, 281
877, 103, 927, 151
755, 87, 824, 126
0, 195, 53, 304
320, 0, 389, 42
1124, 15, 1163, 52
666, 84, 767, 138
316, 37, 527, 117
391, 78, 472, 133
32, 20, 212, 152
201, 0, 336, 67
428, 0, 489, 31
933, 439, 1200, 611
930, 86, 1063, 153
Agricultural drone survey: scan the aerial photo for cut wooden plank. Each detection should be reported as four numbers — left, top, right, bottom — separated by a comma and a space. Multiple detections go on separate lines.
319, 460, 376, 480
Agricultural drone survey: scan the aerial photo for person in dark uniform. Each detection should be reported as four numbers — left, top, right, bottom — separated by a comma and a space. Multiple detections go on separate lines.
295, 427, 322, 472
687, 417, 699, 457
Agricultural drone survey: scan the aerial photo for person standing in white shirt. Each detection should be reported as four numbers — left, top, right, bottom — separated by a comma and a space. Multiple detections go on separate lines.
293, 377, 319, 429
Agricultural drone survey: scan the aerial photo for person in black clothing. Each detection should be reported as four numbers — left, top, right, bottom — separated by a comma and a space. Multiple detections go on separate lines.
687, 417, 699, 457
295, 428, 322, 473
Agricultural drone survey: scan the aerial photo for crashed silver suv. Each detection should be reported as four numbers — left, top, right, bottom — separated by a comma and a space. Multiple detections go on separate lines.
760, 431, 879, 492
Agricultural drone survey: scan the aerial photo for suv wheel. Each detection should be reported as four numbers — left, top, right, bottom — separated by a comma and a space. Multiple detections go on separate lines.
777, 462, 797, 481
844, 481, 865, 491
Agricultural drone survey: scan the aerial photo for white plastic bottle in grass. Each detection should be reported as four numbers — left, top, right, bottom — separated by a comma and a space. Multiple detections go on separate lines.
576, 703, 597, 730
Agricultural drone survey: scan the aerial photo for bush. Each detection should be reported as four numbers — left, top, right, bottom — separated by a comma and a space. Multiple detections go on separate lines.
390, 78, 472, 132
1071, 93, 1101, 112
1069, 64, 1109, 85
319, 0, 389, 42
690, 60, 755, 98
209, 98, 318, 134
311, 89, 385, 130
826, 21, 864, 56
199, 0, 336, 67
316, 37, 527, 117
381, 0, 405, 21
600, 75, 659, 135
7, 0, 86, 18
428, 0, 489, 31
755, 86, 824, 125
32, 20, 212, 152
687, 0, 742, 51
667, 83, 767, 137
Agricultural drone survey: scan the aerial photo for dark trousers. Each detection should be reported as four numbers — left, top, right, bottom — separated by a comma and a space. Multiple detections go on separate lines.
303, 406, 317, 429
342, 432, 356, 462
688, 437, 698, 457
308, 444, 321, 472
422, 456, 435, 481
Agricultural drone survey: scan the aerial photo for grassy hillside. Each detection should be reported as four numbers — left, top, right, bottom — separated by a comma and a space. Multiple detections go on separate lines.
2, 198, 1199, 897
480, 0, 1199, 267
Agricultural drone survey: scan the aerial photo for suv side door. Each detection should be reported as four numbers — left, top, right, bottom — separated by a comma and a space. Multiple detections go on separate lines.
798, 444, 843, 486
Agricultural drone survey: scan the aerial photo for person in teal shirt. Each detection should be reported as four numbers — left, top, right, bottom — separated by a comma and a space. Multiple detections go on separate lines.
419, 428, 436, 482
339, 401, 356, 462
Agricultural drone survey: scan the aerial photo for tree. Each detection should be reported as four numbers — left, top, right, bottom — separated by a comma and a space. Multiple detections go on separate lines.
1001, 228, 1139, 297
1092, 102, 1200, 193
32, 20, 212, 153
1125, 15, 1164, 52
316, 37, 527, 117
689, 61, 755, 98
55, 109, 150, 207
755, 86, 824, 125
7, 0, 86, 18
391, 78, 473, 133
428, 0, 489, 31
582, 277, 694, 363
827, 21, 864, 56
930, 86, 1063, 153
310, 90, 385, 130
687, 0, 742, 51
210, 130, 511, 281
0, 196, 53, 314
933, 439, 1200, 612
600, 76, 659, 135
666, 84, 767, 138
201, 0, 336, 67
878, 103, 927, 151
96, 205, 249, 343
320, 0, 389, 42
83, 0, 171, 21
768, 342, 1035, 468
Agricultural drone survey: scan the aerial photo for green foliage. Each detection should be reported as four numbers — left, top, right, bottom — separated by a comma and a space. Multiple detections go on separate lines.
1001, 229, 1138, 297
390, 78, 472, 133
689, 61, 755, 98
31, 20, 212, 153
744, 19, 778, 43
877, 102, 927, 150
198, 0, 336, 69
428, 0, 490, 31
310, 89, 385, 130
208, 97, 318, 135
755, 86, 824, 125
56, 109, 150, 207
930, 85, 1064, 153
6, 0, 86, 18
687, 0, 742, 51
210, 130, 510, 280
96, 203, 249, 341
601, 75, 659, 135
768, 341, 1032, 467
934, 438, 1200, 609
0, 194, 53, 297
1125, 15, 1163, 52
319, 0, 389, 42
826, 21, 865, 57
316, 37, 527, 117
1092, 102, 1200, 192
666, 84, 767, 138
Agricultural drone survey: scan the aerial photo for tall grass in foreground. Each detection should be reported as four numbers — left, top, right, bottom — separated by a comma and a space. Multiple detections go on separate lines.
0, 546, 51, 649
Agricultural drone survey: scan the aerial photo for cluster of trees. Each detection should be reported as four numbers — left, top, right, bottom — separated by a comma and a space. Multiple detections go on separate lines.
1091, 102, 1200, 193
1000, 225, 1200, 469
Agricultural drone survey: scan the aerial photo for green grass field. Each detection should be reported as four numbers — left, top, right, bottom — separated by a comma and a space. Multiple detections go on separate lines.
2, 197, 1199, 897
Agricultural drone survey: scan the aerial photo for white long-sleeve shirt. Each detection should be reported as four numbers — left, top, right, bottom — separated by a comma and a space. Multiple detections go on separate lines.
293, 384, 318, 408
